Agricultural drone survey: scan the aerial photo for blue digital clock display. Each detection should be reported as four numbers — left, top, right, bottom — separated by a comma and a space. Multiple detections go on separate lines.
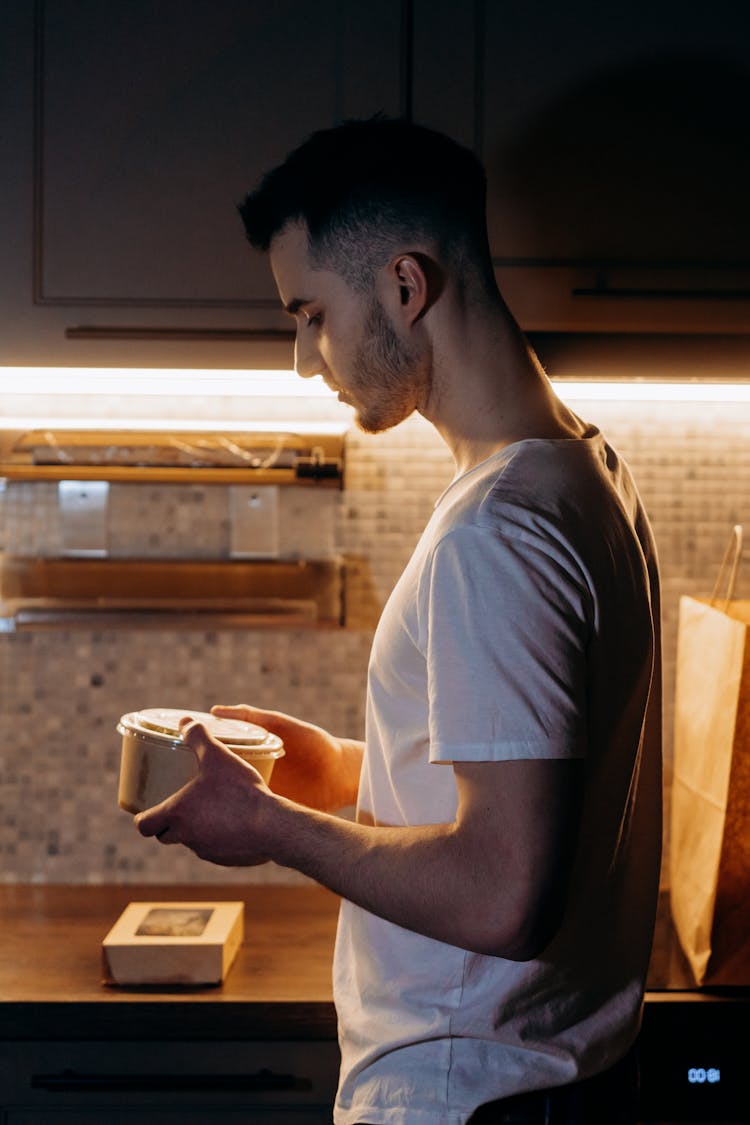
687, 1067, 721, 1084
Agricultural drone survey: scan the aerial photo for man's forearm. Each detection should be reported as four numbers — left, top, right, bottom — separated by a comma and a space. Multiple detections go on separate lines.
257, 791, 529, 958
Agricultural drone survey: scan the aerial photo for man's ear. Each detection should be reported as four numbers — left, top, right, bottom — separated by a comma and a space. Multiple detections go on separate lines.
387, 253, 442, 325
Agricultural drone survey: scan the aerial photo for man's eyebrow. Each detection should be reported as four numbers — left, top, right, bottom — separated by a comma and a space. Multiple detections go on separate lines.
284, 297, 311, 316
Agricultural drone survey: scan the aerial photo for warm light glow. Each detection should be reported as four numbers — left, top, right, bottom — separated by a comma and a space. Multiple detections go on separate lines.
1, 417, 349, 433
1, 368, 750, 403
0, 368, 333, 397
552, 380, 750, 403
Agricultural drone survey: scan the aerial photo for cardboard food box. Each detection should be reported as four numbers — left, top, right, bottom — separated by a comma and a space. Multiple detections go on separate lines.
102, 900, 244, 986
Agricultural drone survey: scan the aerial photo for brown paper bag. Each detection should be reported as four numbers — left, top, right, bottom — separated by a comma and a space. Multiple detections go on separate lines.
670, 525, 750, 985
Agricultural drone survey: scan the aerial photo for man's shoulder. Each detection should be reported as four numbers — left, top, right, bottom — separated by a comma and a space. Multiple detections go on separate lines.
478, 434, 639, 526
431, 434, 652, 583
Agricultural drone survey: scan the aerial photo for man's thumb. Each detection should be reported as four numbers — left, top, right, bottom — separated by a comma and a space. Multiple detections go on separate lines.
178, 716, 223, 764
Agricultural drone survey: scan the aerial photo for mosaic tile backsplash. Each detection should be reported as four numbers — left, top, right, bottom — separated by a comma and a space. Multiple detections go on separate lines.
1, 393, 749, 885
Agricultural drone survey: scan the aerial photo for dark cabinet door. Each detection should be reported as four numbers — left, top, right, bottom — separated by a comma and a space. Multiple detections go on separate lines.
412, 0, 750, 334
0, 0, 406, 366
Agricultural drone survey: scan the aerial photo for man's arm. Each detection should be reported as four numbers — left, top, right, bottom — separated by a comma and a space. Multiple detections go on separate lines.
136, 719, 584, 960
263, 756, 584, 959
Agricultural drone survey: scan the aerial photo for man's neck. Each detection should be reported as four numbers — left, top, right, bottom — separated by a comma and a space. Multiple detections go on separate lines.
420, 300, 586, 474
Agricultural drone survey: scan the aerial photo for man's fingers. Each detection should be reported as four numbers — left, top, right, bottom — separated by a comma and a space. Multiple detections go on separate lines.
210, 703, 250, 718
211, 703, 277, 726
178, 716, 264, 783
135, 814, 183, 847
134, 800, 171, 840
211, 703, 298, 742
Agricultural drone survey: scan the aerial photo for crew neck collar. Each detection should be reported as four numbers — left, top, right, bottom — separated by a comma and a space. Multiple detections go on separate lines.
434, 424, 602, 509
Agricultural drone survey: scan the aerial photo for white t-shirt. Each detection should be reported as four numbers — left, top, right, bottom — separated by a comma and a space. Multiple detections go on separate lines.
333, 427, 662, 1125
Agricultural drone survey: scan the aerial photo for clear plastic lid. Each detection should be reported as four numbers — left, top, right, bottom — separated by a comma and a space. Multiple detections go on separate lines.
118, 708, 283, 753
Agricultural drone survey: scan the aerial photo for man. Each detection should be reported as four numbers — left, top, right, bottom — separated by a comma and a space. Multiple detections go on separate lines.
136, 118, 662, 1124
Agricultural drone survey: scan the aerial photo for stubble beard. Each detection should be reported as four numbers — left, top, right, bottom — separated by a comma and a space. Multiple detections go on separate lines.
348, 297, 430, 435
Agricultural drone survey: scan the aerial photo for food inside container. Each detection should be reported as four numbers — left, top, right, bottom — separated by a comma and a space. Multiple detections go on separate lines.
117, 707, 284, 814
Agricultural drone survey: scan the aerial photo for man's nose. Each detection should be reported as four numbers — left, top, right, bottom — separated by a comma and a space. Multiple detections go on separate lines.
294, 332, 325, 380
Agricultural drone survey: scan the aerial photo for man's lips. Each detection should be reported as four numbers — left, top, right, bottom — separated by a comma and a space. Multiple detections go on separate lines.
321, 377, 354, 406
325, 380, 349, 402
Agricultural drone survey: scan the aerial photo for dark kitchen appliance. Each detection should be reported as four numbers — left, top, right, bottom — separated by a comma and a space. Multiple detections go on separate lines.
638, 894, 748, 1123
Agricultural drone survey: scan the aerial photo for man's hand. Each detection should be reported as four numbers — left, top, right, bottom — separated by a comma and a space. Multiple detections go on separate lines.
134, 717, 273, 866
211, 704, 363, 811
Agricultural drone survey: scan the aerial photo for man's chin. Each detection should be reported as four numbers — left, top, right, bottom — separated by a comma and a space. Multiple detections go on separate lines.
353, 405, 414, 435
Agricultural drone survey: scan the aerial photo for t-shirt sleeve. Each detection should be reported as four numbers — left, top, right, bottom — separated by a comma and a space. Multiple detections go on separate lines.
419, 522, 592, 763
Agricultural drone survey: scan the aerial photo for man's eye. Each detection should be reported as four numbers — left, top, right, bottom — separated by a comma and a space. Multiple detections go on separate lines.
307, 312, 323, 327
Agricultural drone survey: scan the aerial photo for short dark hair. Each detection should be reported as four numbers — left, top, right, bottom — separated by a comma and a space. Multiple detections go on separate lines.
238, 117, 496, 295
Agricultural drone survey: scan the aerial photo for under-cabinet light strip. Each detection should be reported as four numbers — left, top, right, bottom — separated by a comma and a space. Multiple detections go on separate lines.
1, 368, 750, 403
0, 368, 332, 397
554, 380, 750, 403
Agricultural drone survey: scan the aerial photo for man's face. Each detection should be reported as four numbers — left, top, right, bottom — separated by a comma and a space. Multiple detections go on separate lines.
269, 222, 429, 434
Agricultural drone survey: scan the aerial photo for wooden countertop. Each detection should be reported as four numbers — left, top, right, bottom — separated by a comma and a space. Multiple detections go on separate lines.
0, 884, 339, 1041
2, 883, 742, 1046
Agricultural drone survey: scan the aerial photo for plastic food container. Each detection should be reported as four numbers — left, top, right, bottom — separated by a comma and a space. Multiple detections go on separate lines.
117, 708, 284, 814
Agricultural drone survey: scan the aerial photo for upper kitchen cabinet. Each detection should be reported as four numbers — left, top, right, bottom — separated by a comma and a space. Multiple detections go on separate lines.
0, 0, 406, 367
412, 0, 750, 335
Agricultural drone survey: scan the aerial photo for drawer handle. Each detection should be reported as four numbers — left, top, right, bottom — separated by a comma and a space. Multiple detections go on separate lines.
31, 1067, 313, 1093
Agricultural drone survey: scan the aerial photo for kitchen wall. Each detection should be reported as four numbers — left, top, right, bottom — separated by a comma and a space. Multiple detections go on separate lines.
1, 387, 749, 886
